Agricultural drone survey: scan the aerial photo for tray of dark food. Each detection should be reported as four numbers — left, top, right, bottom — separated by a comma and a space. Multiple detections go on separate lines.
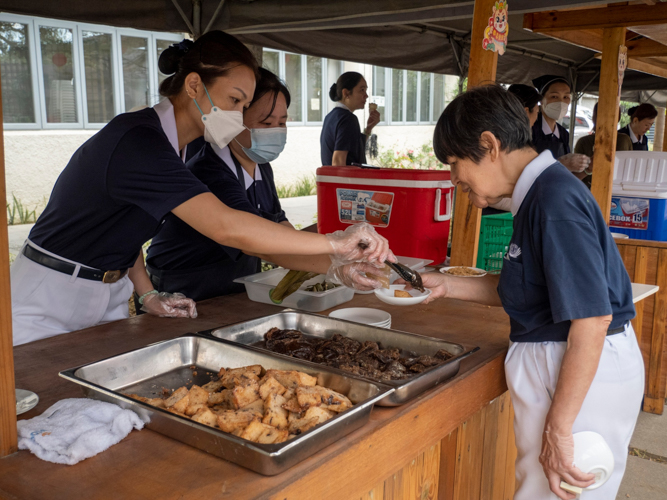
59, 334, 392, 475
204, 310, 479, 406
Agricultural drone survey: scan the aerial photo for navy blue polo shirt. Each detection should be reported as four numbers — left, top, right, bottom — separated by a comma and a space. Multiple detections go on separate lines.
320, 105, 366, 166
29, 107, 209, 270
498, 151, 634, 343
532, 111, 570, 159
146, 143, 287, 272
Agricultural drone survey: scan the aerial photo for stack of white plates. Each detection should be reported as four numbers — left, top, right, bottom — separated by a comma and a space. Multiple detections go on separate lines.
328, 307, 391, 329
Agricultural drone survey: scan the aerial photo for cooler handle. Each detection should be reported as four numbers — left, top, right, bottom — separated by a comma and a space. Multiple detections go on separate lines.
434, 189, 452, 222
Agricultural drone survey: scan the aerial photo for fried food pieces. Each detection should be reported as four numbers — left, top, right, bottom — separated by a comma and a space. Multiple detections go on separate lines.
394, 290, 412, 298
125, 364, 347, 444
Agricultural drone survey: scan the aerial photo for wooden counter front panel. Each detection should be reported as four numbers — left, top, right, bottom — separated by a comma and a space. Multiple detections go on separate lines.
617, 240, 667, 414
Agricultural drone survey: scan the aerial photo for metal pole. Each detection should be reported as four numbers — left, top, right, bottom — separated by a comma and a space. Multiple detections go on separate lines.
569, 71, 578, 152
192, 0, 202, 39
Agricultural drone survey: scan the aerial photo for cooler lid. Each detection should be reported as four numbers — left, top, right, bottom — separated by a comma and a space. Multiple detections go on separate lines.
317, 166, 450, 181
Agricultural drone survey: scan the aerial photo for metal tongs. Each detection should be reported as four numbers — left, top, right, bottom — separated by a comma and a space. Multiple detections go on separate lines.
385, 261, 425, 293
356, 241, 425, 292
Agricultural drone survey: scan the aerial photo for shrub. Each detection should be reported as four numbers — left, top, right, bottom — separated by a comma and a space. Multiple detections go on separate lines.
375, 142, 449, 170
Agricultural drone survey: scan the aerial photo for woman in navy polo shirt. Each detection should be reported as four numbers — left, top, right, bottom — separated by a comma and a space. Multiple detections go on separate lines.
146, 68, 293, 300
320, 72, 380, 166
11, 32, 392, 346
619, 103, 658, 151
413, 85, 643, 500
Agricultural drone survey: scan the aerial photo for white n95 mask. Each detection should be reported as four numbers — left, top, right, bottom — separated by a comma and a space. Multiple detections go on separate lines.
236, 127, 287, 164
543, 101, 569, 122
193, 84, 245, 149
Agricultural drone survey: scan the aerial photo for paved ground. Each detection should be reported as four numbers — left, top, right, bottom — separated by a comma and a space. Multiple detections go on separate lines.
5, 195, 667, 497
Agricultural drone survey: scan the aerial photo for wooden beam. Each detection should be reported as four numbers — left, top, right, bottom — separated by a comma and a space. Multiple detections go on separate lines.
590, 27, 626, 223
626, 37, 667, 58
0, 63, 18, 458
523, 4, 667, 32
593, 52, 667, 78
535, 28, 604, 52
654, 106, 665, 151
450, 0, 498, 267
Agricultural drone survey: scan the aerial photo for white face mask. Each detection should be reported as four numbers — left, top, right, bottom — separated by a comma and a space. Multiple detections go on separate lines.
193, 83, 245, 149
543, 101, 569, 122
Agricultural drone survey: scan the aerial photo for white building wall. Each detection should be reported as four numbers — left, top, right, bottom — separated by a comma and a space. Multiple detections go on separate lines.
4, 130, 96, 209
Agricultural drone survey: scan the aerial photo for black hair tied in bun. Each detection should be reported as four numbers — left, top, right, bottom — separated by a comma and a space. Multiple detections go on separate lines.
329, 83, 339, 101
627, 106, 638, 117
158, 39, 195, 76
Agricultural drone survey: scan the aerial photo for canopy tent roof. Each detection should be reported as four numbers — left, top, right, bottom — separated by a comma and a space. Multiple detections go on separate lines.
1, 0, 666, 104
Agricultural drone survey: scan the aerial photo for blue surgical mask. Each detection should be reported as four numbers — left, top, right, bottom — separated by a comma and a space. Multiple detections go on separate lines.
236, 127, 287, 164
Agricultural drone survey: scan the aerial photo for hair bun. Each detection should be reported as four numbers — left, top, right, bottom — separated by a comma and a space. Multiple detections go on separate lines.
158, 39, 194, 75
627, 106, 638, 117
329, 83, 339, 101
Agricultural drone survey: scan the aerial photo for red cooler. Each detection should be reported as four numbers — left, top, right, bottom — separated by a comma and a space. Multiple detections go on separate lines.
316, 166, 453, 263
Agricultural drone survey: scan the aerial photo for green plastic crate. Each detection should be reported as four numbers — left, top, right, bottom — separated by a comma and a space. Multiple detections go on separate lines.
476, 212, 514, 273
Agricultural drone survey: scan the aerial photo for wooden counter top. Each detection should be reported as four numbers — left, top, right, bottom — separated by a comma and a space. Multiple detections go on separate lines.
1, 293, 511, 500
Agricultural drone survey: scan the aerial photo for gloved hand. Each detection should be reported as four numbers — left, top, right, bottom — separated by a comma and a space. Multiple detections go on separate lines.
141, 292, 198, 318
558, 153, 590, 173
325, 222, 395, 266
327, 262, 390, 291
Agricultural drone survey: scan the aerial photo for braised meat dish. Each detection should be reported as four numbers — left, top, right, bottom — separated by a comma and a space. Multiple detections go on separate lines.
263, 328, 454, 382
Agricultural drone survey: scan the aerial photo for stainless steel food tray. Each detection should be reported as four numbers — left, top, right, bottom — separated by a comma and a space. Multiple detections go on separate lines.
204, 310, 479, 406
59, 334, 393, 476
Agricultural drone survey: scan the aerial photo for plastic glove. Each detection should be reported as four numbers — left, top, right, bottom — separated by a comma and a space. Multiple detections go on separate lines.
558, 153, 590, 173
141, 292, 198, 318
326, 222, 395, 266
327, 262, 389, 291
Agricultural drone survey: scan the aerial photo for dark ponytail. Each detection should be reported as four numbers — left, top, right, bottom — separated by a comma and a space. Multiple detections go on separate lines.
508, 84, 541, 113
628, 103, 658, 122
329, 71, 364, 102
158, 31, 259, 97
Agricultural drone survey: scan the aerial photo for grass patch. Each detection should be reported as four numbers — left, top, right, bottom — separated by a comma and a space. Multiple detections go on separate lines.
277, 175, 317, 198
7, 195, 38, 225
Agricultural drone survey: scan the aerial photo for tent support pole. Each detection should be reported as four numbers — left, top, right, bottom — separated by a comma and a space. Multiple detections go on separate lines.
591, 27, 626, 223
569, 71, 578, 152
663, 105, 667, 152
204, 0, 226, 34
0, 63, 18, 458
449, 0, 498, 268
171, 0, 196, 36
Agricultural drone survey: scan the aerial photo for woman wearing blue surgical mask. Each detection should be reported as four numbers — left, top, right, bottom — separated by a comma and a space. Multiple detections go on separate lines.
11, 33, 393, 346
146, 69, 296, 300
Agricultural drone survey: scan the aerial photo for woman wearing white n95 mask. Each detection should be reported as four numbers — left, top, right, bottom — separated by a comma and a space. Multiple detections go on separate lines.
531, 75, 590, 175
11, 33, 393, 346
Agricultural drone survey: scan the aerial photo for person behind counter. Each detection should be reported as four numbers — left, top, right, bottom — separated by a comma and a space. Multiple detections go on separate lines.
574, 103, 633, 189
11, 32, 392, 346
409, 85, 642, 500
146, 68, 294, 300
320, 72, 380, 166
531, 75, 590, 175
619, 103, 658, 151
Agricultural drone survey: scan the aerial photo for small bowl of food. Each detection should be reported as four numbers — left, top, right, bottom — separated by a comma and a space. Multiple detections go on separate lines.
439, 266, 487, 277
374, 284, 431, 306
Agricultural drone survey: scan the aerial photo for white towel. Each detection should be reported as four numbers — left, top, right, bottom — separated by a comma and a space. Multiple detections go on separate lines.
17, 398, 144, 465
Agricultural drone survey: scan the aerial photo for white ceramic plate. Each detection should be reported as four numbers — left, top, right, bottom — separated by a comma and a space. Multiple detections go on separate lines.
610, 232, 629, 239
329, 307, 391, 326
16, 389, 39, 415
439, 266, 487, 277
374, 285, 432, 306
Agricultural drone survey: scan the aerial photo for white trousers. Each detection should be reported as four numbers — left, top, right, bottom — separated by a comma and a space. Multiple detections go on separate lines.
505, 325, 644, 500
11, 241, 134, 346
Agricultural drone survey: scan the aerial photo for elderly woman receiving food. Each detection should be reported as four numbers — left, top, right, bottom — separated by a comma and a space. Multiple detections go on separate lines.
409, 85, 643, 500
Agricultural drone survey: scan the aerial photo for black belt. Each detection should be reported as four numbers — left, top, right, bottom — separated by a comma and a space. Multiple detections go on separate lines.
23, 245, 128, 283
607, 322, 629, 336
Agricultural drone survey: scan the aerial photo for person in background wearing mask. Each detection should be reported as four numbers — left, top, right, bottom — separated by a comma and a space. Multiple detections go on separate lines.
320, 72, 380, 166
147, 69, 295, 300
619, 103, 658, 151
531, 75, 590, 175
574, 103, 633, 189
11, 32, 392, 346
